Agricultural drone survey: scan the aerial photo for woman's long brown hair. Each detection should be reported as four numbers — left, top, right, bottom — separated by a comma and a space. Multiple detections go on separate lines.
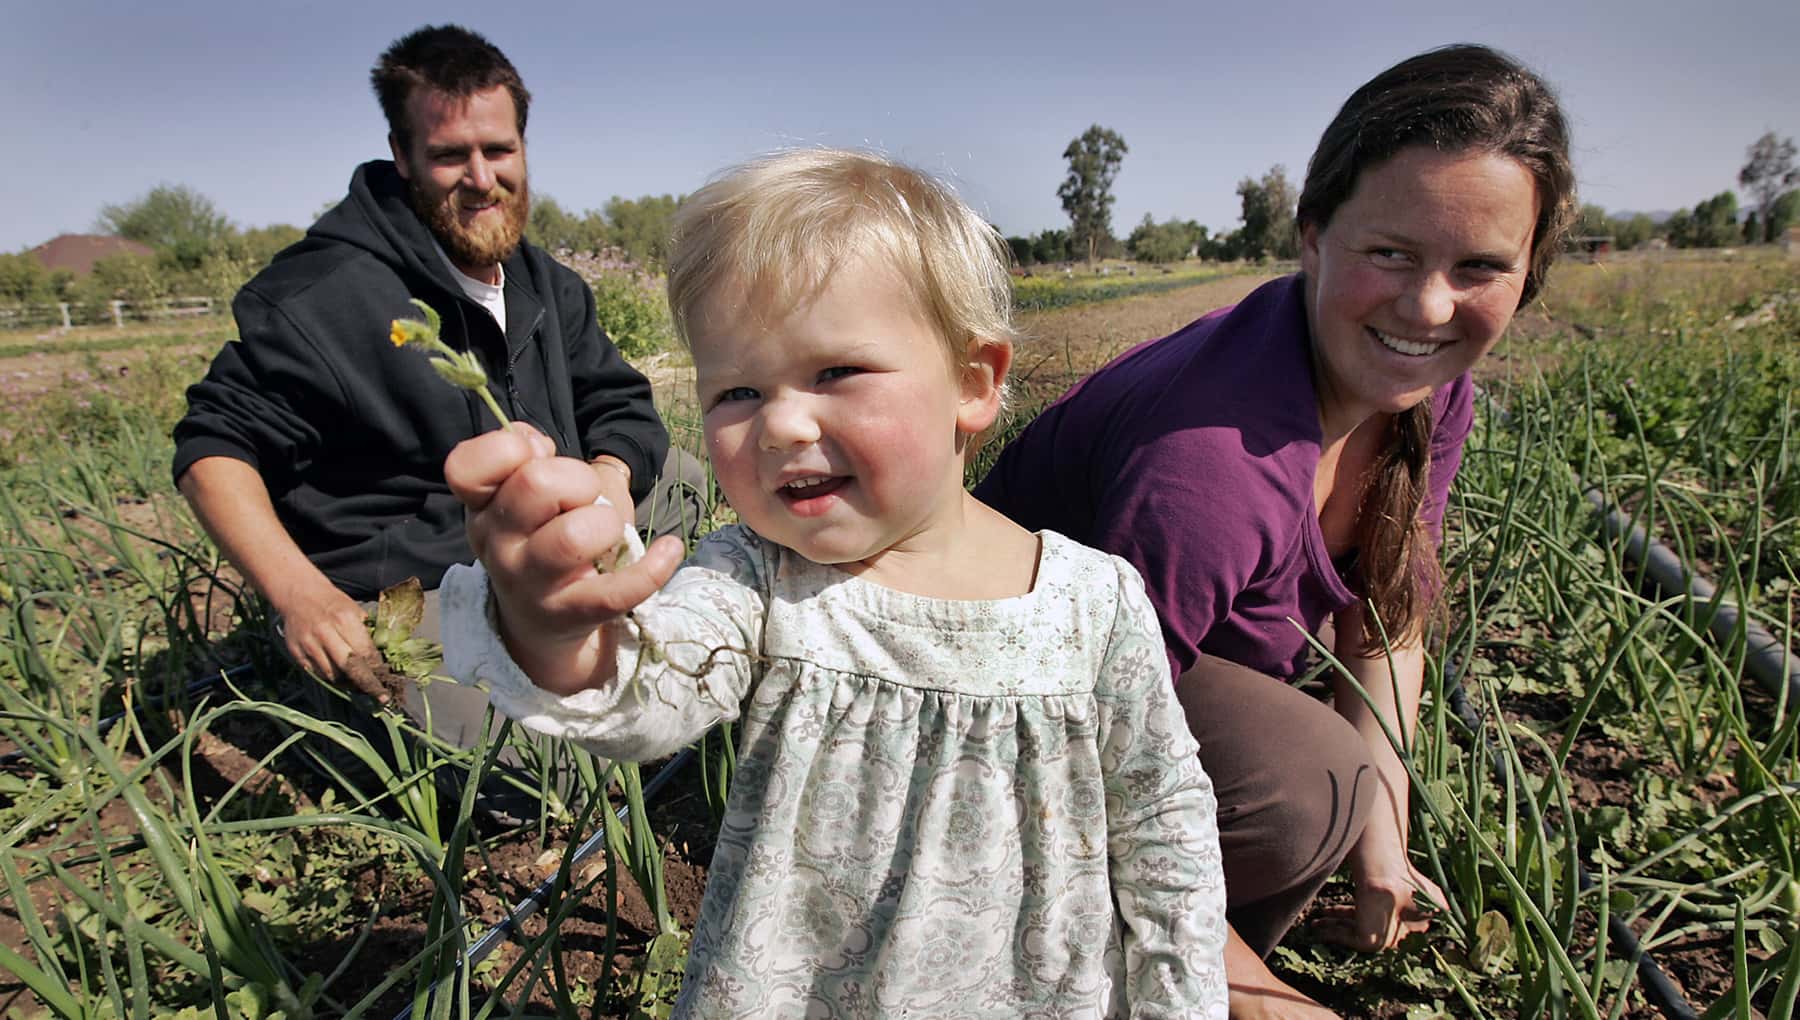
1349, 405, 1440, 651
1297, 44, 1576, 651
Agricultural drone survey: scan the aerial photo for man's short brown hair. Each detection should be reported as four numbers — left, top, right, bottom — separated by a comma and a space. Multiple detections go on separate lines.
371, 24, 530, 152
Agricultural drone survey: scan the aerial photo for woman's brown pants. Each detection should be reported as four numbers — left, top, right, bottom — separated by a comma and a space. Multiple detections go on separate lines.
1176, 654, 1378, 957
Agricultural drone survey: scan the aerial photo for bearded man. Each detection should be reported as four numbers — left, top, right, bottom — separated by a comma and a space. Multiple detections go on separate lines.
174, 25, 697, 753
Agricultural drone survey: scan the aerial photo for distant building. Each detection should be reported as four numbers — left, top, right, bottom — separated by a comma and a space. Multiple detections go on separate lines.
1568, 235, 1614, 262
29, 234, 154, 276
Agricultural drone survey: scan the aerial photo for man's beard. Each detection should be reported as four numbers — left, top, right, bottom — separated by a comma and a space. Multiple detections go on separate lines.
411, 174, 530, 271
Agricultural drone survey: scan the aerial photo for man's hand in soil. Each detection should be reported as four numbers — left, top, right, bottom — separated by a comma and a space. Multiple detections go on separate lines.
273, 575, 388, 703
177, 455, 397, 706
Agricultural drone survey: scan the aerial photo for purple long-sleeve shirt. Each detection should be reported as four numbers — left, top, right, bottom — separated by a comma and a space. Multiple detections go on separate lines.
976, 274, 1472, 680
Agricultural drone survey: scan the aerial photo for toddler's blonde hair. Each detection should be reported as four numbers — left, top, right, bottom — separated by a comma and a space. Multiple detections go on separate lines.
667, 148, 1018, 411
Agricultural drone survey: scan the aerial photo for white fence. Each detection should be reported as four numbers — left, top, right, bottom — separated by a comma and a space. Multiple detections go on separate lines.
0, 296, 221, 332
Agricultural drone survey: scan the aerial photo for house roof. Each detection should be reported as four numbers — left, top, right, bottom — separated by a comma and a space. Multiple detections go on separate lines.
29, 234, 155, 275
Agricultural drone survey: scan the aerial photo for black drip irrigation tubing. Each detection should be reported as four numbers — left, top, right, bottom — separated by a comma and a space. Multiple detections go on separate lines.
1585, 486, 1800, 711
1551, 486, 1797, 1017
392, 745, 697, 1020
1475, 387, 1800, 709
385, 470, 1796, 1019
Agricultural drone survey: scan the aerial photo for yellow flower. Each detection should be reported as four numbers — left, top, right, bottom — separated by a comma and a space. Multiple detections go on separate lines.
386, 299, 510, 428
390, 317, 434, 348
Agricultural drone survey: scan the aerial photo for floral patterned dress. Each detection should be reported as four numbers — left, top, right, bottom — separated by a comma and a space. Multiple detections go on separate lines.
442, 526, 1229, 1018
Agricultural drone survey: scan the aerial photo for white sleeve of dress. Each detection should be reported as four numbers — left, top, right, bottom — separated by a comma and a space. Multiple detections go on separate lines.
1096, 558, 1230, 1018
440, 526, 769, 762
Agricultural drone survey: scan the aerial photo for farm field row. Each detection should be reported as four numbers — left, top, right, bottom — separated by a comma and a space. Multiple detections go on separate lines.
0, 255, 1796, 1017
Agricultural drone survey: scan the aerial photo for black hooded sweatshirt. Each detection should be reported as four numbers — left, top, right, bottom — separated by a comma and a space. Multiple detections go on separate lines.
173, 160, 669, 600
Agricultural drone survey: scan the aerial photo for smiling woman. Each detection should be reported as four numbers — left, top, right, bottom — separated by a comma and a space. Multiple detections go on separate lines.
975, 43, 1576, 1017
1301, 148, 1537, 440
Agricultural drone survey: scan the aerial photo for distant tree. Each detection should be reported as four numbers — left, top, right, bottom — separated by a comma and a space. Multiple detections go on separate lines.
1207, 228, 1244, 262
0, 253, 62, 303
1057, 125, 1128, 265
1665, 192, 1741, 249
1031, 228, 1073, 265
1615, 213, 1656, 250
1663, 208, 1695, 248
229, 224, 305, 266
0, 253, 33, 303
182, 251, 255, 305
1185, 221, 1210, 258
72, 252, 168, 305
1235, 165, 1297, 261
604, 194, 681, 267
95, 184, 234, 267
529, 195, 590, 252
1738, 132, 1799, 243
1769, 189, 1800, 240
1123, 212, 1152, 250
1574, 203, 1612, 239
528, 196, 611, 254
1187, 227, 1217, 260
1125, 214, 1156, 257
1692, 191, 1740, 248
1005, 235, 1035, 267
1127, 214, 1204, 263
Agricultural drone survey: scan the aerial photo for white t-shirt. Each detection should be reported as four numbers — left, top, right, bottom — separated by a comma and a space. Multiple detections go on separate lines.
434, 242, 506, 328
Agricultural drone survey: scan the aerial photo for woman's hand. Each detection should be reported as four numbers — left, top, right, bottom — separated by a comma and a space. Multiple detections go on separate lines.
1315, 839, 1445, 951
1352, 858, 1445, 950
445, 424, 683, 694
1322, 614, 1443, 951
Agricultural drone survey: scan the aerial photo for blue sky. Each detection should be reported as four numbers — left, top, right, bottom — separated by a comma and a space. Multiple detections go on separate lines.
8, 0, 1798, 253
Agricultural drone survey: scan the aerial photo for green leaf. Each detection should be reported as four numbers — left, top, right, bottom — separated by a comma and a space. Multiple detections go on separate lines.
0, 941, 84, 1016
1470, 909, 1514, 975
430, 356, 488, 390
379, 576, 424, 635
1425, 779, 1461, 817
408, 297, 441, 334
627, 929, 690, 1020
371, 576, 425, 646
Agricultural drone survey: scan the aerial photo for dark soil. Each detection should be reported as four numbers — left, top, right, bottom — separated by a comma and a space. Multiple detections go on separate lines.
1455, 689, 1767, 1016
192, 680, 723, 1017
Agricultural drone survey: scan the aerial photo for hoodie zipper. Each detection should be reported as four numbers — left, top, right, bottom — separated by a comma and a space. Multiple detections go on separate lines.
506, 305, 545, 416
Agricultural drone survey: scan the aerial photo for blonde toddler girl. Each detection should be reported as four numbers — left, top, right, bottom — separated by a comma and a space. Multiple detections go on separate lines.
441, 149, 1227, 1017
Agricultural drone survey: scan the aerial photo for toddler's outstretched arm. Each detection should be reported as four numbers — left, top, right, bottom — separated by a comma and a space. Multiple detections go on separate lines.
444, 425, 685, 695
